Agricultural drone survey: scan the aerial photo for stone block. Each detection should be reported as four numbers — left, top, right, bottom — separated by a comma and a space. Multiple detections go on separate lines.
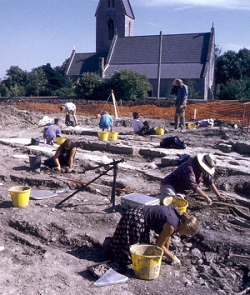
217, 143, 232, 153
161, 157, 178, 166
150, 149, 168, 158
88, 141, 108, 152
108, 144, 134, 155
235, 141, 250, 154
139, 149, 151, 156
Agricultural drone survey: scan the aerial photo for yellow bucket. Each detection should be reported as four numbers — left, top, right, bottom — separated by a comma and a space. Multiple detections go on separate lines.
188, 123, 196, 129
163, 196, 188, 215
8, 186, 31, 207
155, 127, 164, 135
98, 131, 109, 141
56, 137, 66, 145
108, 132, 118, 141
130, 244, 163, 280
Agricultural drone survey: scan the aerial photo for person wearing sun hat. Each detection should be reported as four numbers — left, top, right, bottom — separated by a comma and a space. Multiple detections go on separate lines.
160, 153, 232, 205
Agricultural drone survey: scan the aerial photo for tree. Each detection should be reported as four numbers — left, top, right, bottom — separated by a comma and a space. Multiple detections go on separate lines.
26, 68, 48, 96
2, 66, 27, 96
54, 87, 75, 97
2, 59, 72, 97
41, 63, 66, 95
74, 72, 103, 99
108, 69, 152, 101
219, 77, 250, 101
4, 66, 26, 88
215, 48, 250, 101
237, 48, 250, 78
0, 82, 9, 97
185, 79, 200, 99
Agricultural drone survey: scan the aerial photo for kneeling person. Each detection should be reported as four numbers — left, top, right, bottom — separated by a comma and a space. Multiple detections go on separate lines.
44, 139, 76, 173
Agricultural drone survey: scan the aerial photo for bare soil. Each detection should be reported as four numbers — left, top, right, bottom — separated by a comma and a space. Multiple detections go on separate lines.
0, 102, 250, 295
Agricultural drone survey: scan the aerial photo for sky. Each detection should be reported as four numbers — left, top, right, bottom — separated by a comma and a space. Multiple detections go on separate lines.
1, 0, 250, 80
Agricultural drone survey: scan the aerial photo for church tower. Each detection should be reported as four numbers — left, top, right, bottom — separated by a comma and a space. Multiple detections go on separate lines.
95, 0, 135, 53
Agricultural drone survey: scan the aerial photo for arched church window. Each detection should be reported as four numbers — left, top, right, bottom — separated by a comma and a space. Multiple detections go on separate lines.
108, 0, 115, 7
108, 18, 115, 40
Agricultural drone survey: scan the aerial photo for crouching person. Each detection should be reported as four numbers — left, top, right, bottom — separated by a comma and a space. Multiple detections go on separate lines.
111, 205, 198, 269
43, 122, 61, 145
99, 111, 113, 132
44, 139, 76, 173
160, 153, 233, 205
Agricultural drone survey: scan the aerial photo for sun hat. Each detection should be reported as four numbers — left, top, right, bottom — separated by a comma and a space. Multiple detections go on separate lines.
208, 118, 214, 125
197, 153, 216, 175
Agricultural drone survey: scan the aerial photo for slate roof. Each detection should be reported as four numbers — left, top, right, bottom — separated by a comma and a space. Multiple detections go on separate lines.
121, 0, 135, 19
103, 32, 211, 79
66, 52, 108, 76
104, 63, 204, 79
67, 31, 212, 80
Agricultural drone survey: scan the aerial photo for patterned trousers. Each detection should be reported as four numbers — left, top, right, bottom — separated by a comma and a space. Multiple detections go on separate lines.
111, 207, 150, 266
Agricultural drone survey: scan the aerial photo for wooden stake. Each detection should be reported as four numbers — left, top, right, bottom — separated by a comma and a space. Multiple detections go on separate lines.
111, 90, 118, 119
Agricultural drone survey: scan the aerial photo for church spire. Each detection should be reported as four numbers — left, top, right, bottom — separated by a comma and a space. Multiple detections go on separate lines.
95, 0, 135, 53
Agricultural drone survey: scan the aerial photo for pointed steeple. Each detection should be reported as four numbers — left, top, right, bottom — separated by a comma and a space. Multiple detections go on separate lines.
95, 0, 135, 53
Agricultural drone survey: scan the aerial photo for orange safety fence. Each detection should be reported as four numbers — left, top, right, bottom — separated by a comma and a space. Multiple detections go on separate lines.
12, 100, 250, 128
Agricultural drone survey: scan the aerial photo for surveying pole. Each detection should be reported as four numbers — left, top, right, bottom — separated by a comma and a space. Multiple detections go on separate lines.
111, 90, 118, 119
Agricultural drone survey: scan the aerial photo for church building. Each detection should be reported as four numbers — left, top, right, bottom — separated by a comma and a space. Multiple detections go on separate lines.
66, 0, 215, 100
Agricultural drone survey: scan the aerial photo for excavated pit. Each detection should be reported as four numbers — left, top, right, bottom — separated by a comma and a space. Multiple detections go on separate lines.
0, 100, 249, 295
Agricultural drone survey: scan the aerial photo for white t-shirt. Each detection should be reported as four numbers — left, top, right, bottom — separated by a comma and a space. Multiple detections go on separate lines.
65, 102, 76, 114
132, 119, 144, 133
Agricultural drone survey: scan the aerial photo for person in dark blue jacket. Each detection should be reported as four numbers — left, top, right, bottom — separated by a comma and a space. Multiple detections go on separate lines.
173, 79, 188, 130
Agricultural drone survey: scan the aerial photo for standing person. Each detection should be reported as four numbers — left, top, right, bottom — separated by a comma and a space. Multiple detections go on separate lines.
132, 112, 155, 135
173, 79, 188, 130
44, 139, 76, 173
160, 153, 233, 205
111, 205, 198, 268
60, 102, 77, 126
99, 111, 113, 131
43, 123, 61, 145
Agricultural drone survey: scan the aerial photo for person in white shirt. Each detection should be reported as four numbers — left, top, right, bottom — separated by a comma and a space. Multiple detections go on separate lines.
132, 112, 155, 135
60, 102, 77, 126
197, 118, 214, 128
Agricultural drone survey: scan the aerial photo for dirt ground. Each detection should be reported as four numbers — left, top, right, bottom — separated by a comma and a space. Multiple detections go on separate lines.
0, 102, 250, 295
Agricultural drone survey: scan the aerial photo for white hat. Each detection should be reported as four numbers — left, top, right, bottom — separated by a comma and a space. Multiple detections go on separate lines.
197, 153, 216, 175
208, 118, 214, 125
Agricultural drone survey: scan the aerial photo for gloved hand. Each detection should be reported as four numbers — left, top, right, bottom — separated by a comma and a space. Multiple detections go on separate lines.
172, 255, 181, 264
